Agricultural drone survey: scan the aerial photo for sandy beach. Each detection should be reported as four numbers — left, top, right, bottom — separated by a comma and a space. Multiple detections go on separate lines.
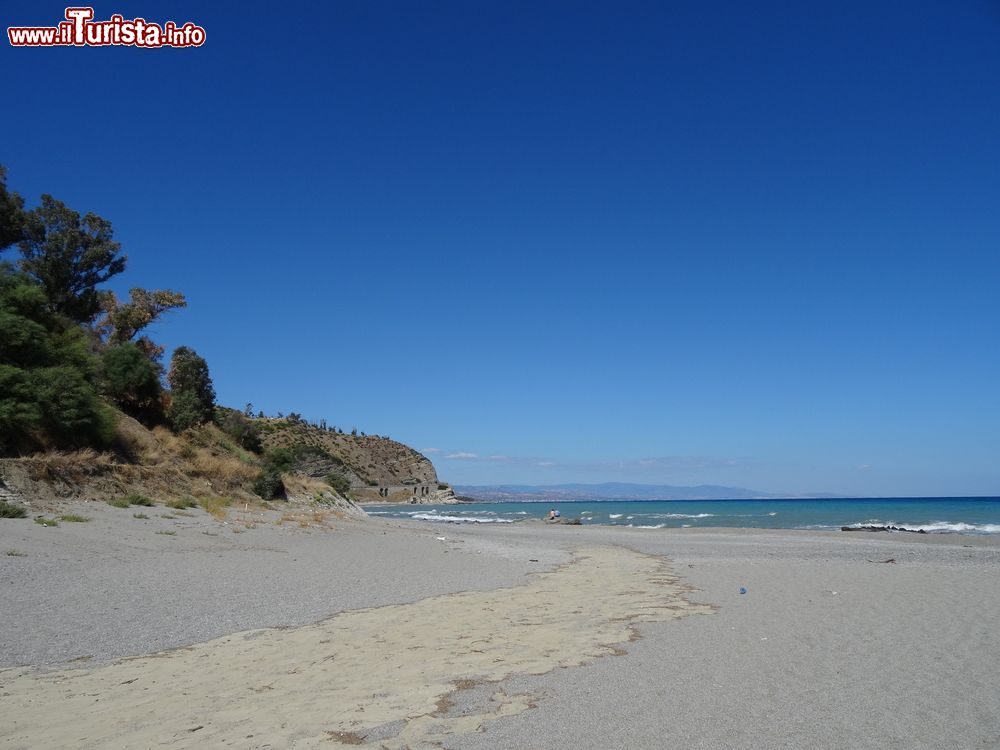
2, 504, 999, 749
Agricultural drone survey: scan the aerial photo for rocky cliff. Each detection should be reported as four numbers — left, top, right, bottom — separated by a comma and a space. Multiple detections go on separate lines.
255, 419, 459, 504
257, 419, 437, 486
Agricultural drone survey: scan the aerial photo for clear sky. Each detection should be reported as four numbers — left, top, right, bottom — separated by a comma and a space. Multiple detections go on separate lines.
3, 1, 998, 496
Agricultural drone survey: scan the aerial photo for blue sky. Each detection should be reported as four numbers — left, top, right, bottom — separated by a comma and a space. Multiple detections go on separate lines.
3, 1, 998, 496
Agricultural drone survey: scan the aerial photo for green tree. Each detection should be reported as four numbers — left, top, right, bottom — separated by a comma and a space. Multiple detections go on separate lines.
166, 346, 215, 431
18, 195, 126, 322
0, 166, 25, 251
0, 267, 113, 454
97, 288, 187, 345
101, 343, 163, 424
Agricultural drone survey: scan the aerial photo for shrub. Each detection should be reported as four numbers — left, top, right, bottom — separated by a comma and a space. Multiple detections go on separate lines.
325, 472, 351, 496
215, 408, 262, 453
166, 497, 198, 509
100, 343, 162, 424
34, 516, 58, 526
437, 483, 448, 491
0, 500, 28, 518
252, 470, 285, 500
132, 512, 149, 519
125, 492, 154, 506
106, 496, 131, 508
264, 446, 296, 473
58, 514, 89, 522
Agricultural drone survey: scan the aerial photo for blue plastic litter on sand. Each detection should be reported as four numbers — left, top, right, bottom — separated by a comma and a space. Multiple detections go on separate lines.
739, 586, 748, 595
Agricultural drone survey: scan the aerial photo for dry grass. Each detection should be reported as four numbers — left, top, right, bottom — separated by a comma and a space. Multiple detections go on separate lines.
166, 497, 199, 510
325, 731, 366, 745
114, 413, 161, 462
25, 450, 117, 482
190, 449, 258, 491
227, 501, 264, 529
198, 496, 231, 520
276, 509, 331, 529
148, 427, 258, 493
146, 426, 183, 464
282, 474, 331, 498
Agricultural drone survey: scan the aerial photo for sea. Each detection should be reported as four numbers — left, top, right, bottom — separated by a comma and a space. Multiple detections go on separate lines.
363, 497, 1000, 535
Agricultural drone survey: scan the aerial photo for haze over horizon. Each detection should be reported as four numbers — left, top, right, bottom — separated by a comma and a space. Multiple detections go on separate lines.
2, 1, 998, 497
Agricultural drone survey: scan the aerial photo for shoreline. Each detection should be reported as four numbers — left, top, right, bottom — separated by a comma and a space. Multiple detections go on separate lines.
367, 509, 1000, 543
2, 505, 999, 748
361, 496, 1000, 537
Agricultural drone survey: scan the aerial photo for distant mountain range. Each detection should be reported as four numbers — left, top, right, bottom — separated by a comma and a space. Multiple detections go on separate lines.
453, 482, 843, 502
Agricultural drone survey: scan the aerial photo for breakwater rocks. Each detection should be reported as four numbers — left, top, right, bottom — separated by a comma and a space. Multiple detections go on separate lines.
842, 524, 927, 533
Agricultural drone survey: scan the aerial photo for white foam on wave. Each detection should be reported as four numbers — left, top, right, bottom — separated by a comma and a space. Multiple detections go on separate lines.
647, 513, 715, 519
609, 513, 624, 519
627, 523, 667, 529
410, 513, 514, 524
846, 519, 1000, 534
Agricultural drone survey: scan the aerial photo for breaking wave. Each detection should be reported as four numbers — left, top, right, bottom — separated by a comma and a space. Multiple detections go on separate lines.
409, 513, 514, 524
845, 519, 1000, 534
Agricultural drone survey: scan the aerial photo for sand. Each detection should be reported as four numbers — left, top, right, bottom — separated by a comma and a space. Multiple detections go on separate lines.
2, 502, 999, 749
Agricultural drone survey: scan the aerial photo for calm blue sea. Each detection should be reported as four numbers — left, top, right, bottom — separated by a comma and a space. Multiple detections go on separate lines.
364, 497, 1000, 534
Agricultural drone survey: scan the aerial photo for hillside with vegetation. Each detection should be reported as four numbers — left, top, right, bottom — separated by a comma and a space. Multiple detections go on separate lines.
0, 166, 449, 518
256, 417, 438, 486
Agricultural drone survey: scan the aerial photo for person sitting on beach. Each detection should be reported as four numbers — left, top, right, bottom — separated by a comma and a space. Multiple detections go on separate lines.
547, 508, 561, 521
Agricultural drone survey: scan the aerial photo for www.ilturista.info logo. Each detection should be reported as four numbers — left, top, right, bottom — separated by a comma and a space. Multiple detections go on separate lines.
8, 7, 206, 48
